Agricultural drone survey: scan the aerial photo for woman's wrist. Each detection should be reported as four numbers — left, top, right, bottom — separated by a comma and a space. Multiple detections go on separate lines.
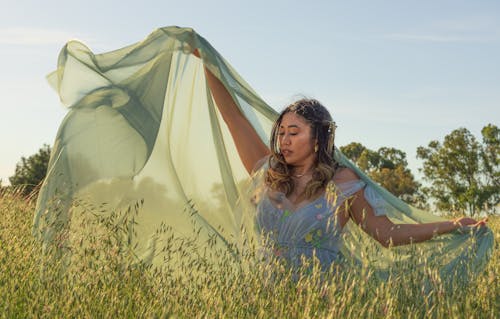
452, 218, 461, 228
437, 220, 459, 235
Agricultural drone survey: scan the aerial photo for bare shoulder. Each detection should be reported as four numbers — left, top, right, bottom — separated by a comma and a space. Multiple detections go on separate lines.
332, 167, 360, 184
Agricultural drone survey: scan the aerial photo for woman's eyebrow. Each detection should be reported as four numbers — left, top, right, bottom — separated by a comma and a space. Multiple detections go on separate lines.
279, 124, 300, 129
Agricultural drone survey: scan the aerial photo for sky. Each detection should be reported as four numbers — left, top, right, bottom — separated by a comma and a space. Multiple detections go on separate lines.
0, 0, 499, 184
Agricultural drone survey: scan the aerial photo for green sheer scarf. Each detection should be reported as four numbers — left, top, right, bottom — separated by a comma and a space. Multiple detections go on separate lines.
35, 26, 493, 277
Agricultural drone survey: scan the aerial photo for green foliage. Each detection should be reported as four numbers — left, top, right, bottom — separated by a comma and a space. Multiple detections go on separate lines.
340, 143, 425, 206
9, 144, 51, 196
417, 124, 499, 216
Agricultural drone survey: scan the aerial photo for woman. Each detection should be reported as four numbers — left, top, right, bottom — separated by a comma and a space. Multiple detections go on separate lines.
195, 48, 487, 268
35, 26, 492, 274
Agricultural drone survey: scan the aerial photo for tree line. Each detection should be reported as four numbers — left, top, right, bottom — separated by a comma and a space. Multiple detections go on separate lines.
3, 124, 499, 216
341, 124, 498, 216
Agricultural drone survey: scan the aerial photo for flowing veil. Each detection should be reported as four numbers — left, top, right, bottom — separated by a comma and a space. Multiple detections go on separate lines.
34, 26, 493, 278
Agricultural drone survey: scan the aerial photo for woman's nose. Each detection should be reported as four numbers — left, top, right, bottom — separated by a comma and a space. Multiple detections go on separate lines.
281, 134, 291, 145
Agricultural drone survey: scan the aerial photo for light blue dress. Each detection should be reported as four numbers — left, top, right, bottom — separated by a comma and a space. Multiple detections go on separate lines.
256, 178, 388, 270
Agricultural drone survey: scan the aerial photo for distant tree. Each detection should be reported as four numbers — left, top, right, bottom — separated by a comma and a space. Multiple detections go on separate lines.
481, 124, 500, 200
9, 144, 51, 196
416, 124, 499, 216
340, 143, 424, 206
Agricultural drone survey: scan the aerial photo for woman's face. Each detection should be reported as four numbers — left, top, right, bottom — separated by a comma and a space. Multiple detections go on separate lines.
278, 112, 316, 168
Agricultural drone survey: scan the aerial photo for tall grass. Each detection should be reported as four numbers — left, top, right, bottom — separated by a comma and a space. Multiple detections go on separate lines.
1, 188, 498, 318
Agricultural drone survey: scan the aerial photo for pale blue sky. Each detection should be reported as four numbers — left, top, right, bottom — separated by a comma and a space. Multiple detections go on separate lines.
1, 0, 499, 184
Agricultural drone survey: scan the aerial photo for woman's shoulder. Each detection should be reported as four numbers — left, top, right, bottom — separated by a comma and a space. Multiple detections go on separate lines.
251, 155, 271, 174
330, 167, 366, 197
332, 166, 360, 184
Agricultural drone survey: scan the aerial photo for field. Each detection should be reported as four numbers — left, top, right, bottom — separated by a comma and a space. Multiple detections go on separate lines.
1, 189, 498, 318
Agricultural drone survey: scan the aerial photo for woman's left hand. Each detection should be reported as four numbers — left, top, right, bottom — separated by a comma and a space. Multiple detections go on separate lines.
193, 48, 201, 58
454, 217, 488, 229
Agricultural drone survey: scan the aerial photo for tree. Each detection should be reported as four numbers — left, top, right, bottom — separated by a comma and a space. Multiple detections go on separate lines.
9, 144, 51, 196
340, 142, 424, 206
481, 124, 500, 199
416, 124, 499, 216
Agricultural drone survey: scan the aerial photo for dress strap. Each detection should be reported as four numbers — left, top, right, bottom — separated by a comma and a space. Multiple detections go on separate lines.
334, 180, 366, 202
363, 184, 394, 216
335, 180, 393, 216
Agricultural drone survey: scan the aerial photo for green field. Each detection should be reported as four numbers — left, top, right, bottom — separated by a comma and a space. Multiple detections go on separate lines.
1, 189, 498, 318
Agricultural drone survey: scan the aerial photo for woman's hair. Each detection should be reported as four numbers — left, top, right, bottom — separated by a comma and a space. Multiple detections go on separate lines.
265, 98, 339, 199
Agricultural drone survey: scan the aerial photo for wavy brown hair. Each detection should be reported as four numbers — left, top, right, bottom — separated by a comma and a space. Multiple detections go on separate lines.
265, 98, 339, 200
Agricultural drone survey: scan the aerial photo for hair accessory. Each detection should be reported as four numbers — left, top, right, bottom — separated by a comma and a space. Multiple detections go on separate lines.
327, 121, 337, 154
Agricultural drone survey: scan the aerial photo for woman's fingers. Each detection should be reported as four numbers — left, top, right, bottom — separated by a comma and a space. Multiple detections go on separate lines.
193, 48, 201, 58
476, 217, 488, 227
454, 216, 489, 228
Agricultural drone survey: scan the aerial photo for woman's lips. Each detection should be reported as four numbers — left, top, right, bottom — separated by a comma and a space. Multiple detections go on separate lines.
281, 150, 292, 156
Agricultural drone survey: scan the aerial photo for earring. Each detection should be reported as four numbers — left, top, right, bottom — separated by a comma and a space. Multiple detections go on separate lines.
314, 144, 319, 153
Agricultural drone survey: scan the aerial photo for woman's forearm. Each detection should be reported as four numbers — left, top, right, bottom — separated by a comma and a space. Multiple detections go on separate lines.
383, 221, 458, 247
201, 65, 270, 174
203, 67, 245, 125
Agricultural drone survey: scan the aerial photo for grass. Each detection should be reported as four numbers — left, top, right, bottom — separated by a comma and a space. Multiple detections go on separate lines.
0, 188, 498, 318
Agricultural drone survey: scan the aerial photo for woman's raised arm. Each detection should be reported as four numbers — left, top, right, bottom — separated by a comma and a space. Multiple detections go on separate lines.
193, 49, 270, 174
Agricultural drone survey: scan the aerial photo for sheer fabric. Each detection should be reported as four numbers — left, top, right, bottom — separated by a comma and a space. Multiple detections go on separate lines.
35, 26, 493, 277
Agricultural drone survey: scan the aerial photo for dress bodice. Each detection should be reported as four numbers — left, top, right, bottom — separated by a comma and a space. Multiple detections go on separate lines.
256, 179, 369, 269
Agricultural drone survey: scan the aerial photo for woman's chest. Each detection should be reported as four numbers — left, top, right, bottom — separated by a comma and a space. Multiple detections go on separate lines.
256, 191, 345, 243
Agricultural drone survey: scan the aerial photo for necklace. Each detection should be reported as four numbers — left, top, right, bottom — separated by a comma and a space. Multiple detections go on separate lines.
292, 170, 313, 178
293, 173, 308, 178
